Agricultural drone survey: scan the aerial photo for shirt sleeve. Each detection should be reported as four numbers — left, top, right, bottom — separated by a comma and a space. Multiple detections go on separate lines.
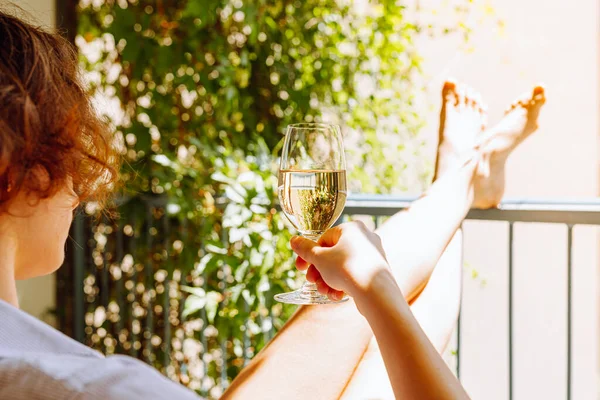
0, 354, 204, 400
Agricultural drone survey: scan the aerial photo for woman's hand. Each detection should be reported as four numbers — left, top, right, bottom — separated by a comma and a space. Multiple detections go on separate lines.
290, 221, 393, 303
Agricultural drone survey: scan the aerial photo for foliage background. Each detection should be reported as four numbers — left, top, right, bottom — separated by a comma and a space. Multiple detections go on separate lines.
71, 0, 490, 397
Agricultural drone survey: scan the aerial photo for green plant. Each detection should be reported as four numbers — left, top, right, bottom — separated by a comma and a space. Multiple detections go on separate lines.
75, 0, 489, 397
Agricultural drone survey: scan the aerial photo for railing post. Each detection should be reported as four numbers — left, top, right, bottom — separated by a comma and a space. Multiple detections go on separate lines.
115, 220, 124, 352
163, 215, 171, 372
144, 204, 153, 363
220, 227, 229, 391
129, 220, 138, 357
567, 225, 573, 400
508, 222, 514, 400
457, 225, 463, 380
101, 217, 109, 311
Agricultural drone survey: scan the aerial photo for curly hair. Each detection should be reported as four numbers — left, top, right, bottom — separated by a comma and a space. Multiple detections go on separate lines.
0, 9, 118, 212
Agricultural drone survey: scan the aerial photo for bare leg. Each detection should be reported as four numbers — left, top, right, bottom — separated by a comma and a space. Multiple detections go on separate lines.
223, 299, 371, 400
340, 81, 480, 400
224, 83, 545, 400
341, 85, 546, 399
410, 230, 464, 352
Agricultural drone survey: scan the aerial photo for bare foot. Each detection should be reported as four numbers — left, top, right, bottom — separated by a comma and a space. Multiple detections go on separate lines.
433, 80, 487, 181
473, 86, 546, 208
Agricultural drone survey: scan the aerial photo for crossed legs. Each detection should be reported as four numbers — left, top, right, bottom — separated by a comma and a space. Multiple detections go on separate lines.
223, 82, 545, 400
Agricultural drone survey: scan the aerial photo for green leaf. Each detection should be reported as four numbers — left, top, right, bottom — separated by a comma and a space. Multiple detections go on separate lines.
205, 243, 228, 255
180, 286, 206, 297
241, 289, 256, 306
229, 284, 244, 303
196, 253, 222, 274
206, 291, 221, 323
211, 171, 235, 185
152, 154, 174, 167
225, 185, 246, 204
182, 296, 204, 318
234, 260, 250, 282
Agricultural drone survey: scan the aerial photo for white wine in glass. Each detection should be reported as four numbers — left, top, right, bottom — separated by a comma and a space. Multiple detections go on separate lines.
274, 123, 348, 305
278, 170, 347, 237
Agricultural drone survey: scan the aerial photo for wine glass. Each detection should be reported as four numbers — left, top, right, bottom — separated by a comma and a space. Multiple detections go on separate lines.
274, 123, 348, 305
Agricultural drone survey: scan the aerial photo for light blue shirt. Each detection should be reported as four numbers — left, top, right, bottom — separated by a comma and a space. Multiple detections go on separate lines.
0, 299, 202, 399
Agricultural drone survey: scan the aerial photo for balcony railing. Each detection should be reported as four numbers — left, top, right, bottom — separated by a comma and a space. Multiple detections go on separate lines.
56, 195, 600, 399
346, 195, 600, 400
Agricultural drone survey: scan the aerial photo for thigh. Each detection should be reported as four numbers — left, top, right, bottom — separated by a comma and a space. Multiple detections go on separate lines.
339, 337, 395, 400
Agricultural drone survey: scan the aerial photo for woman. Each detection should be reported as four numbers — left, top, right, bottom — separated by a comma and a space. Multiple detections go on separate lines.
0, 9, 545, 400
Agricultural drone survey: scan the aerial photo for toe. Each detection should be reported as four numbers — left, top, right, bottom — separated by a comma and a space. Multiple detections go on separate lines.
479, 102, 488, 115
505, 101, 520, 114
520, 85, 546, 123
442, 80, 459, 108
532, 85, 546, 104
526, 88, 546, 122
512, 85, 546, 110
481, 114, 488, 130
518, 89, 533, 103
465, 87, 476, 107
533, 85, 545, 97
442, 80, 457, 97
505, 89, 534, 114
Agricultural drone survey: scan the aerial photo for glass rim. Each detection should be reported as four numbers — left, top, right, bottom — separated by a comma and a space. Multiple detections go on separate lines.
287, 122, 340, 130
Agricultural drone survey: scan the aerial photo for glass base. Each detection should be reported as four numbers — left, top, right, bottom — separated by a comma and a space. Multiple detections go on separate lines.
274, 282, 348, 305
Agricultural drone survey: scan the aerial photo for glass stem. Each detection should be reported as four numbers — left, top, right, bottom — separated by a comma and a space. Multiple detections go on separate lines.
298, 234, 327, 300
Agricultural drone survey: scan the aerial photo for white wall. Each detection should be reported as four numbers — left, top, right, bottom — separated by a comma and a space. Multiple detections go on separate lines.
13, 0, 58, 324
414, 0, 599, 398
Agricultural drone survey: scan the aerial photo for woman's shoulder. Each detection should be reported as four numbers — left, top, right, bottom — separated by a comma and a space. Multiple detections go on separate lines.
0, 299, 100, 358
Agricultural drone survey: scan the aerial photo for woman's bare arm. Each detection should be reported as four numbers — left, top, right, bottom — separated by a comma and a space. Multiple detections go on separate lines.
291, 222, 470, 400
355, 268, 469, 400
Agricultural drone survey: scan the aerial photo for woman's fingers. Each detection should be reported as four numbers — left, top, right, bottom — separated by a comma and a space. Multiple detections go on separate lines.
305, 263, 344, 301
327, 288, 345, 302
290, 236, 325, 265
307, 265, 343, 301
315, 277, 329, 295
296, 256, 310, 271
306, 265, 320, 283
318, 225, 344, 247
297, 251, 342, 300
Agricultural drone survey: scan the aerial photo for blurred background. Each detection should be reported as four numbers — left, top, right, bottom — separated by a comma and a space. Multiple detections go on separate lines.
13, 0, 599, 399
